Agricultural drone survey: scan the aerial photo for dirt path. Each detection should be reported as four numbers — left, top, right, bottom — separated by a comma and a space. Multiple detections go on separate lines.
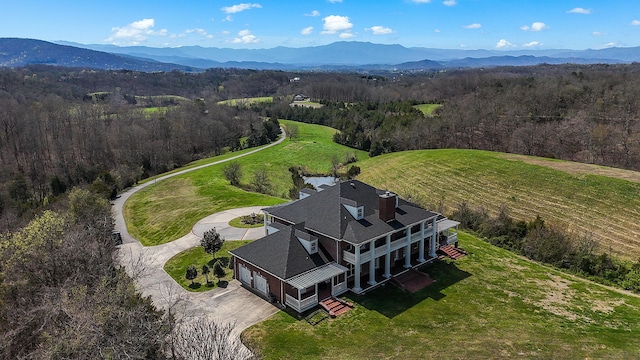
501, 154, 640, 183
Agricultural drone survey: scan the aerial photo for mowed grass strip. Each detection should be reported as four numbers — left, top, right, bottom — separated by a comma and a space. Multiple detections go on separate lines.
413, 103, 442, 115
123, 120, 368, 246
163, 241, 251, 292
357, 149, 640, 259
243, 233, 640, 359
217, 97, 273, 106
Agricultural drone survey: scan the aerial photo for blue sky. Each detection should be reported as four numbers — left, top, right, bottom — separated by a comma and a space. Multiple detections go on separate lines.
2, 0, 640, 50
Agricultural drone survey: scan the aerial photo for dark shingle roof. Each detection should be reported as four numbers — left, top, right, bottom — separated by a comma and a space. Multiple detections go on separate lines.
230, 224, 331, 280
264, 180, 438, 244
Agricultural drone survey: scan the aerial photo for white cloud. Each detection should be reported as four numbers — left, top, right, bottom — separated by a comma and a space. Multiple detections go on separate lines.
339, 32, 355, 39
301, 26, 314, 35
221, 3, 262, 14
185, 28, 214, 39
592, 31, 607, 36
602, 42, 616, 48
321, 15, 353, 34
443, 0, 457, 6
412, 0, 432, 3
632, 20, 640, 26
523, 41, 542, 47
305, 10, 320, 17
106, 18, 167, 45
328, 0, 343, 3
463, 23, 481, 29
521, 22, 548, 31
367, 26, 394, 35
232, 29, 259, 44
496, 39, 515, 48
567, 7, 591, 14
434, 29, 441, 33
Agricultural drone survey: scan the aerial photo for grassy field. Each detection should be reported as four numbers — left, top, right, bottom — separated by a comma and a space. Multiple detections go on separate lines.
243, 232, 640, 359
290, 100, 323, 108
217, 97, 273, 106
163, 240, 251, 292
123, 120, 367, 245
413, 103, 442, 115
357, 149, 640, 259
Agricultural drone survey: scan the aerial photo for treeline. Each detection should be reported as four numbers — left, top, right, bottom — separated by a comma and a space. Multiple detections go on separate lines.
450, 203, 640, 292
0, 66, 283, 227
0, 188, 167, 358
260, 64, 640, 171
0, 187, 251, 359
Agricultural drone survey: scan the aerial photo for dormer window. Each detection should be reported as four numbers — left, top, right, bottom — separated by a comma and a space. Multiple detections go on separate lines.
356, 206, 364, 219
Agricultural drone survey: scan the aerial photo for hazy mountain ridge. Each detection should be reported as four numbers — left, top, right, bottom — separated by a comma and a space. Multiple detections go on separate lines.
2, 38, 639, 72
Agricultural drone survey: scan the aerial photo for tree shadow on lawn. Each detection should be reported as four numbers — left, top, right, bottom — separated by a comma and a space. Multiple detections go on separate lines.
353, 261, 472, 319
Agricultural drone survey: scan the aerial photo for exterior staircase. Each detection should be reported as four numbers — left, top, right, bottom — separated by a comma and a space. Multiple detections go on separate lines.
437, 244, 467, 260
320, 297, 354, 317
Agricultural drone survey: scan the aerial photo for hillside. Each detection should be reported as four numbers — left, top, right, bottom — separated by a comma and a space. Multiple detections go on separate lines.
1, 38, 634, 72
0, 38, 198, 71
357, 149, 640, 259
245, 232, 640, 359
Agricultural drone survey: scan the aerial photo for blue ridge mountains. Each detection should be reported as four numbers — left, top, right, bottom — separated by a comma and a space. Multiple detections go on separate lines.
1, 37, 639, 72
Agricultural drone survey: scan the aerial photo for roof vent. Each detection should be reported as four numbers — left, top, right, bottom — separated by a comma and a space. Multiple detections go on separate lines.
350, 182, 355, 188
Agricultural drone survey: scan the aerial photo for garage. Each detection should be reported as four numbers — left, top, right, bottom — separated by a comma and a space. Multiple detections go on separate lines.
239, 264, 252, 285
253, 272, 268, 295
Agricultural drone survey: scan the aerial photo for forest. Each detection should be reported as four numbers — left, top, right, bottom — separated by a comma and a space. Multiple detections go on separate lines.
1, 63, 640, 357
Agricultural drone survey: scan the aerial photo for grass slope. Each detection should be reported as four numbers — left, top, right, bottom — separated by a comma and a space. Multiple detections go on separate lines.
217, 97, 273, 106
244, 233, 640, 359
357, 149, 640, 259
413, 103, 441, 116
123, 120, 367, 245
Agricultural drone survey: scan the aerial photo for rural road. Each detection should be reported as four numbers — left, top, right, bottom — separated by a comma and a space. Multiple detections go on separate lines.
112, 128, 285, 333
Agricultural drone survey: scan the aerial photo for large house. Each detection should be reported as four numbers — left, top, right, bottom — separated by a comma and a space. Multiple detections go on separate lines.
229, 180, 460, 313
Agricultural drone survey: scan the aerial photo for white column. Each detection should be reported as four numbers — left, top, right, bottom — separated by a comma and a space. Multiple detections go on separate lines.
430, 217, 437, 257
383, 234, 391, 278
354, 245, 362, 292
418, 222, 426, 262
263, 211, 268, 236
368, 256, 377, 286
404, 227, 412, 268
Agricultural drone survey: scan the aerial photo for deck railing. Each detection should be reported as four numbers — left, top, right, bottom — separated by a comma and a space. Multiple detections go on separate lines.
285, 293, 318, 312
342, 226, 435, 264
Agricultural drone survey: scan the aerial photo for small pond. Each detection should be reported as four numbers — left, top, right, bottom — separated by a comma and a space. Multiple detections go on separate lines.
303, 176, 338, 189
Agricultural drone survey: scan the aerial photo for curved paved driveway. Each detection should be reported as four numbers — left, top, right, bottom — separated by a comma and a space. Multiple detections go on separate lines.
113, 130, 285, 333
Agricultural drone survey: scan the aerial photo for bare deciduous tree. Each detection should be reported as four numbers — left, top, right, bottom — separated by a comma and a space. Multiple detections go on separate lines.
169, 319, 253, 360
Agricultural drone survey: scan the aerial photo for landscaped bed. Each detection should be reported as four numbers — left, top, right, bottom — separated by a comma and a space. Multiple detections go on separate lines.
164, 240, 252, 292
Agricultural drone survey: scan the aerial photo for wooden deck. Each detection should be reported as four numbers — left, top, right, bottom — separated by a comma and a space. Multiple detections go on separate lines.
392, 269, 434, 293
437, 244, 467, 260
320, 297, 354, 317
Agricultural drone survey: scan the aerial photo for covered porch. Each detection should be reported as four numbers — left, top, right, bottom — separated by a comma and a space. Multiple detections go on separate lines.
284, 263, 348, 313
437, 219, 460, 247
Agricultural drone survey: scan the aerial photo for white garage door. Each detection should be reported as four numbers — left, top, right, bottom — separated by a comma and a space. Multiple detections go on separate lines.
239, 264, 252, 285
254, 273, 268, 295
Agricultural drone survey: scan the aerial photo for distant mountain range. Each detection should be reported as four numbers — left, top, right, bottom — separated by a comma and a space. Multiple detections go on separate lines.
2, 38, 639, 72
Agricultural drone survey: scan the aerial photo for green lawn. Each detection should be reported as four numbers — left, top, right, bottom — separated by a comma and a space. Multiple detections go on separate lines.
413, 103, 442, 116
218, 97, 273, 106
243, 232, 640, 359
357, 149, 640, 259
163, 240, 252, 292
123, 120, 367, 246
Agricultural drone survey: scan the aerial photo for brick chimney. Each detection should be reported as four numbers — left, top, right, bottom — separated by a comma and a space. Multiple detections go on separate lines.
379, 191, 397, 222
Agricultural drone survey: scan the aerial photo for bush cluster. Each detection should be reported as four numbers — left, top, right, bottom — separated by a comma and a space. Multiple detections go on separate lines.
450, 202, 640, 292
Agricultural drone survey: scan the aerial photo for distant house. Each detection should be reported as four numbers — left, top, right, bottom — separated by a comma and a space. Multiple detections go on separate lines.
293, 94, 307, 102
230, 180, 459, 313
